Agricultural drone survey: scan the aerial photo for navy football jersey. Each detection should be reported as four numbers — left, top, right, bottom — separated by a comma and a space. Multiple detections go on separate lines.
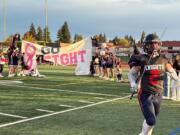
136, 54, 169, 94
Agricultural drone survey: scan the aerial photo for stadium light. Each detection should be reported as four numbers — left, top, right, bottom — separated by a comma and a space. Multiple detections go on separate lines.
45, 0, 48, 45
3, 0, 7, 41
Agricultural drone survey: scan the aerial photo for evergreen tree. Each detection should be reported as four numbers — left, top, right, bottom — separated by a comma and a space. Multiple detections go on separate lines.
129, 35, 136, 46
97, 33, 107, 43
140, 31, 146, 44
103, 33, 107, 43
29, 23, 36, 39
112, 36, 119, 45
36, 26, 43, 41
57, 21, 71, 43
124, 35, 135, 46
43, 26, 52, 43
73, 34, 83, 43
99, 33, 104, 43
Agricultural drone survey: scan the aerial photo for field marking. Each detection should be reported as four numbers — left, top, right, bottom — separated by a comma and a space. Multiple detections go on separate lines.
78, 100, 95, 104
59, 104, 76, 108
0, 112, 27, 119
36, 109, 55, 113
0, 80, 23, 84
55, 82, 88, 86
0, 94, 131, 128
47, 77, 103, 82
0, 83, 120, 97
94, 97, 105, 100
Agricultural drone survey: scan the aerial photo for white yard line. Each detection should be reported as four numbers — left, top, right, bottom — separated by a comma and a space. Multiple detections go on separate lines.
36, 109, 54, 113
94, 97, 105, 100
0, 83, 120, 97
0, 94, 131, 128
0, 80, 23, 84
59, 104, 76, 108
55, 82, 87, 86
78, 100, 95, 104
0, 112, 27, 119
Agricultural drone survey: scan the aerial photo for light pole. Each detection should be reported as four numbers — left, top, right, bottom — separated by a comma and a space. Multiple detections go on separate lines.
3, 0, 7, 41
45, 0, 48, 45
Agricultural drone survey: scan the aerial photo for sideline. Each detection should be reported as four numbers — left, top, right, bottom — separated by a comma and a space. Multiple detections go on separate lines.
0, 94, 131, 128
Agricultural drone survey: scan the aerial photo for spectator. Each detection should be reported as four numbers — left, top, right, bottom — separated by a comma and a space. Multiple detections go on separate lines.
93, 53, 100, 76
17, 53, 26, 76
0, 52, 5, 77
171, 54, 180, 101
7, 46, 14, 77
90, 60, 95, 76
115, 60, 123, 82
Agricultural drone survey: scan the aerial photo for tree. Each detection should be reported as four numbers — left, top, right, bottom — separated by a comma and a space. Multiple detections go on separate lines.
4, 35, 13, 43
57, 21, 71, 43
112, 36, 130, 47
29, 23, 36, 39
43, 26, 52, 43
73, 34, 83, 43
103, 33, 107, 43
36, 26, 43, 41
118, 38, 129, 47
99, 34, 104, 43
112, 36, 119, 45
22, 32, 36, 43
124, 35, 135, 46
94, 33, 107, 43
2, 35, 14, 46
140, 31, 146, 44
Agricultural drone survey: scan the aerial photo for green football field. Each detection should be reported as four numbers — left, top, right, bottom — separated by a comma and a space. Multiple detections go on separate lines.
0, 65, 180, 135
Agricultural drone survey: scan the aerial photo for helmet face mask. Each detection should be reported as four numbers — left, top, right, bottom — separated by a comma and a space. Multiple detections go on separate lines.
143, 34, 161, 55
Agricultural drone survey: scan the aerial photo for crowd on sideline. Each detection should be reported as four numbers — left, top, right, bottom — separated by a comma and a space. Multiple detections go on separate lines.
0, 34, 44, 78
1, 34, 180, 101
90, 48, 123, 82
0, 50, 44, 78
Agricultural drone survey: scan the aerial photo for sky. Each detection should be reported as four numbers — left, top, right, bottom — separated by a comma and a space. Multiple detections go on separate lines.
0, 0, 180, 42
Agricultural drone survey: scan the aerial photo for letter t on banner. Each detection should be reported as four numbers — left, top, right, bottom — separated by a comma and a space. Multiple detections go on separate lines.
75, 38, 92, 75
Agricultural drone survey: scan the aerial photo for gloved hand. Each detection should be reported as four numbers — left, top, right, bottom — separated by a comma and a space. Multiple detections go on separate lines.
130, 85, 137, 93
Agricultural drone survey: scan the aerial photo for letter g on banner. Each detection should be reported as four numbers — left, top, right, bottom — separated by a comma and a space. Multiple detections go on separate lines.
25, 43, 37, 70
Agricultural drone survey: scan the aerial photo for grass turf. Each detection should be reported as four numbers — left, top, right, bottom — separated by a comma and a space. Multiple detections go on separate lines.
0, 65, 179, 135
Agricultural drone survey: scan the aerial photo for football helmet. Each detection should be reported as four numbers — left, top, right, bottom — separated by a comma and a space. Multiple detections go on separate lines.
143, 33, 161, 55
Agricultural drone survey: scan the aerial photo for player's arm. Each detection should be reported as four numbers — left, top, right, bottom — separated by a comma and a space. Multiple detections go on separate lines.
128, 66, 141, 92
165, 63, 179, 81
